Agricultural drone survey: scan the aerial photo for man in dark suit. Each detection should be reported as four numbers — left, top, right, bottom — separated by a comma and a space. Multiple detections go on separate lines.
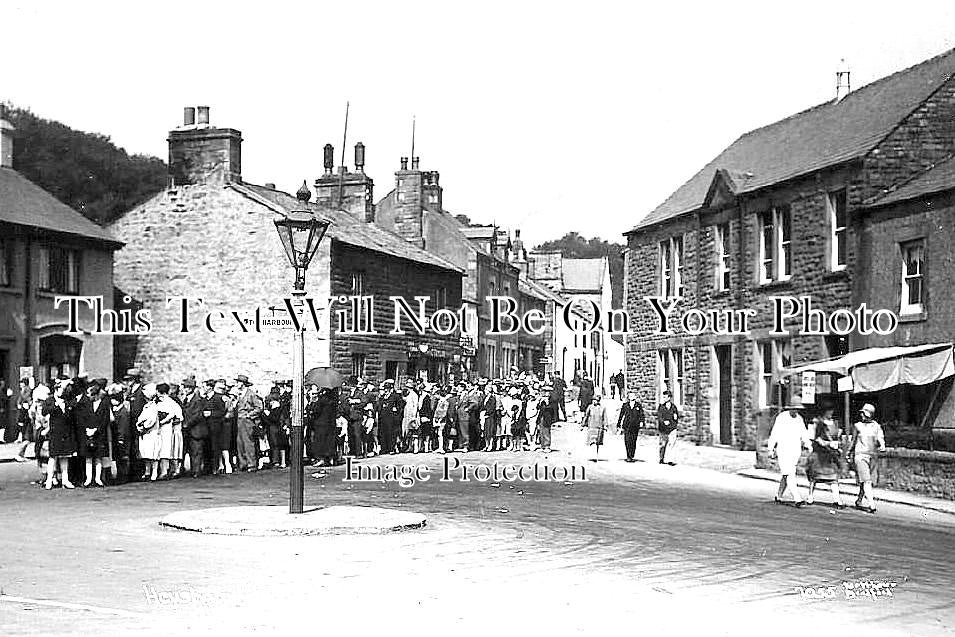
181, 376, 208, 477
657, 390, 680, 465
551, 372, 567, 422
617, 391, 645, 462
125, 368, 147, 480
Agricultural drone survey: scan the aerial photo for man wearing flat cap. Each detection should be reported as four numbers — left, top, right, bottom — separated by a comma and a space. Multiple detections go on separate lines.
123, 368, 147, 481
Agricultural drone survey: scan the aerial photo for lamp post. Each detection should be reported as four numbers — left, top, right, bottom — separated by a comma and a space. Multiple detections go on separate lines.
273, 183, 330, 514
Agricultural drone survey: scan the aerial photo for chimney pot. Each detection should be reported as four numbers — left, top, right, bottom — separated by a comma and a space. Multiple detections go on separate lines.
323, 144, 334, 175
354, 142, 365, 172
265, 182, 276, 189
400, 157, 408, 170
183, 107, 196, 126
196, 106, 210, 125
412, 157, 420, 170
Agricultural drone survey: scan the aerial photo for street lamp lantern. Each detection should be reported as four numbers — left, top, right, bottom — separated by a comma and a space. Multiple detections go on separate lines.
272, 188, 331, 515
273, 208, 329, 291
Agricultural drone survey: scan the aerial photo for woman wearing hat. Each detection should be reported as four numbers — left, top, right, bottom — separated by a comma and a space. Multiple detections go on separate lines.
584, 394, 608, 459
850, 403, 886, 514
768, 403, 812, 506
43, 380, 77, 489
74, 379, 111, 487
136, 384, 162, 481
805, 404, 847, 508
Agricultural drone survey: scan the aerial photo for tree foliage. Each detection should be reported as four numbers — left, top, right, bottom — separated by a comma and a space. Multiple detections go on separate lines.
4, 104, 167, 225
533, 232, 625, 307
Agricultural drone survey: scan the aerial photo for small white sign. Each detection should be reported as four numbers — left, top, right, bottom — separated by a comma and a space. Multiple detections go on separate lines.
801, 371, 816, 404
837, 375, 854, 393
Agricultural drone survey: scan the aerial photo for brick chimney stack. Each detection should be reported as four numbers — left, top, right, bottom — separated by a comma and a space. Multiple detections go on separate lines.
835, 59, 851, 103
313, 142, 375, 222
167, 106, 242, 185
0, 106, 14, 169
392, 154, 424, 248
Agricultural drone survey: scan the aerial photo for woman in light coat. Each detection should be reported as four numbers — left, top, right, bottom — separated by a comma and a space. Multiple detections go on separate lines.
137, 384, 161, 480
584, 395, 609, 458
768, 404, 811, 506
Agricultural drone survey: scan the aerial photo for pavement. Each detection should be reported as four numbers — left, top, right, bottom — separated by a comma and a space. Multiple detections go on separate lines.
1, 417, 954, 636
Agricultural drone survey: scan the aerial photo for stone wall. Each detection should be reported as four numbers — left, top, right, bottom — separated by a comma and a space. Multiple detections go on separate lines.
109, 184, 328, 385
879, 448, 955, 500
327, 241, 462, 382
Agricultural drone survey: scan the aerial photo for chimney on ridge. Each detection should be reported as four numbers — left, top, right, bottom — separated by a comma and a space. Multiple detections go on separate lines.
168, 106, 242, 185
835, 59, 851, 102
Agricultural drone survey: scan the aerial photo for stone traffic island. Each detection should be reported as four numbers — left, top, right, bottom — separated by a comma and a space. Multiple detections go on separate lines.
159, 505, 427, 536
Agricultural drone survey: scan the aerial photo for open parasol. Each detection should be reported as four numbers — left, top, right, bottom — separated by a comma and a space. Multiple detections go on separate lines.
304, 366, 343, 389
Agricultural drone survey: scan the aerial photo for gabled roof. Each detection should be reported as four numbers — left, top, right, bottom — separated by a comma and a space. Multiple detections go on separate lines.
629, 47, 955, 233
866, 154, 955, 208
0, 167, 122, 246
233, 183, 463, 274
562, 257, 607, 293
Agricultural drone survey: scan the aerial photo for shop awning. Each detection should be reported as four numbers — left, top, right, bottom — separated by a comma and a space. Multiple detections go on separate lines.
783, 343, 954, 393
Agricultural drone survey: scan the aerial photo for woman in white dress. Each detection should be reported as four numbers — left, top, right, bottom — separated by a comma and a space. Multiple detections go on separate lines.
156, 383, 184, 479
137, 384, 161, 480
768, 404, 811, 506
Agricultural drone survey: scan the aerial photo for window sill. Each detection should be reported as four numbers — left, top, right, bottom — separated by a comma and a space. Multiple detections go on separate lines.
823, 269, 849, 282
0, 286, 24, 296
757, 279, 793, 291
712, 288, 731, 298
899, 310, 927, 323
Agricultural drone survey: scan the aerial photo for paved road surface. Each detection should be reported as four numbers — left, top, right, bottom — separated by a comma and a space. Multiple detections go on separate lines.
0, 427, 952, 636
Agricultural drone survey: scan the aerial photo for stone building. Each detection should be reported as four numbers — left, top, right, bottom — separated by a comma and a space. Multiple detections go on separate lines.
0, 109, 121, 421
374, 157, 522, 378
526, 252, 623, 392
108, 108, 462, 385
623, 48, 955, 456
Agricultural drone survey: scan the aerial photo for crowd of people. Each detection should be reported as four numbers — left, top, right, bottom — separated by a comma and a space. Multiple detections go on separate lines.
11, 366, 653, 489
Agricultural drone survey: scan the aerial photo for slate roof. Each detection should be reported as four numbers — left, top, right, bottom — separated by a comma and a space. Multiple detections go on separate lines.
561, 258, 607, 292
629, 47, 955, 233
0, 167, 122, 246
234, 183, 463, 274
867, 154, 955, 207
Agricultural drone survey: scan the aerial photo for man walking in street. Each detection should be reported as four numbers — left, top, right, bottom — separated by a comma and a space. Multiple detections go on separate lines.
657, 390, 679, 465
577, 372, 595, 421
552, 372, 567, 422
617, 391, 644, 462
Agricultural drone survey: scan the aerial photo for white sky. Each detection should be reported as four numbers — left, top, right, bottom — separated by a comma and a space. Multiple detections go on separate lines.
4, 1, 955, 246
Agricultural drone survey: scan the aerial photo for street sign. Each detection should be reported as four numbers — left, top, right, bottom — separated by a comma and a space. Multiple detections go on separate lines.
837, 375, 854, 392
801, 371, 816, 404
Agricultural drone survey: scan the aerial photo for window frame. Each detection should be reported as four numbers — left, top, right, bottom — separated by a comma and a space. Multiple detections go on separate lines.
757, 206, 792, 283
714, 222, 731, 291
828, 190, 848, 271
900, 239, 925, 316
659, 236, 684, 297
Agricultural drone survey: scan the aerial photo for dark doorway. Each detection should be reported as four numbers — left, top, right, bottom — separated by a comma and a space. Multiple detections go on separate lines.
716, 344, 733, 445
39, 334, 82, 382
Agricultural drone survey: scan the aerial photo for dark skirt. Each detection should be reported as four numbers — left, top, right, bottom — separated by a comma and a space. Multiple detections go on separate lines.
267, 424, 288, 451
215, 419, 234, 451
77, 428, 108, 458
48, 425, 76, 458
806, 445, 845, 482
312, 424, 337, 459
